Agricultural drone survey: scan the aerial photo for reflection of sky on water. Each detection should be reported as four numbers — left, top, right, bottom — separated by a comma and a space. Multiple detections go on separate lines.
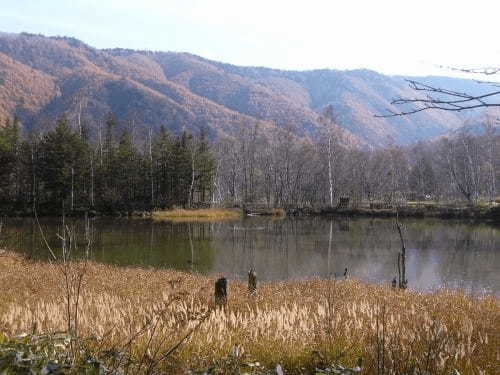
210, 218, 499, 294
5, 217, 499, 294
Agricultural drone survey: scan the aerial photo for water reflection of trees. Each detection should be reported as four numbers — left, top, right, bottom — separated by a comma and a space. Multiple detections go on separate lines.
4, 217, 499, 293
211, 218, 499, 293
6, 218, 217, 272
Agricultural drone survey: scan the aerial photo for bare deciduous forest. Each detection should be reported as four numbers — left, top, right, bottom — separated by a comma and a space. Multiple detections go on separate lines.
0, 110, 498, 215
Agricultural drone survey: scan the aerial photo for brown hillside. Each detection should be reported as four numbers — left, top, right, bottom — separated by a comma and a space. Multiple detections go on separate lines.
0, 33, 271, 137
0, 32, 491, 145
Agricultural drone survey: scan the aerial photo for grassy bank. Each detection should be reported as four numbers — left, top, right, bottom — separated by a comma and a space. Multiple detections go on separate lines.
0, 252, 498, 374
151, 208, 242, 222
310, 203, 500, 223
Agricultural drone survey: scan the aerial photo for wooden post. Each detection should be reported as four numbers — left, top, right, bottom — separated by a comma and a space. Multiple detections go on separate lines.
248, 268, 257, 295
215, 277, 227, 307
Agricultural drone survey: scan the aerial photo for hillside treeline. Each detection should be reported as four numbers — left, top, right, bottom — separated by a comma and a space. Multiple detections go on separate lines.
0, 115, 498, 215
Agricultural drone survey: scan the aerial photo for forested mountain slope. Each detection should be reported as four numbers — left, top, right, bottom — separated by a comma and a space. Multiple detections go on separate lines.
0, 32, 490, 146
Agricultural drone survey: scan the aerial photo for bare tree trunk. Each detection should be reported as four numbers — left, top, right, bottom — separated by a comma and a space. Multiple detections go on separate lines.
327, 220, 333, 277
90, 154, 94, 207
328, 135, 334, 207
77, 101, 82, 137
149, 127, 154, 208
71, 167, 74, 211
31, 144, 36, 213
445, 143, 473, 204
461, 137, 479, 204
484, 119, 497, 200
490, 147, 497, 201
189, 147, 195, 208
213, 160, 222, 205
98, 121, 103, 167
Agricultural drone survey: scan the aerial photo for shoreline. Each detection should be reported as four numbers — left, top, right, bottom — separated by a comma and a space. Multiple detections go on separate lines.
312, 204, 500, 223
1, 204, 500, 223
2, 204, 499, 224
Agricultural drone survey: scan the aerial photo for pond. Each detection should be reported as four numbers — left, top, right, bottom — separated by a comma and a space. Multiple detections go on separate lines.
2, 217, 499, 294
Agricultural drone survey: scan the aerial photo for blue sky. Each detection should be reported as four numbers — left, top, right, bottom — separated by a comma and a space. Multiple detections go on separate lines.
2, 0, 499, 77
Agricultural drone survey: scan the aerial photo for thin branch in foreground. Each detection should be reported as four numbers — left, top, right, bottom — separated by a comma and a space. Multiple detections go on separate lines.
376, 79, 500, 118
34, 208, 57, 261
436, 64, 500, 76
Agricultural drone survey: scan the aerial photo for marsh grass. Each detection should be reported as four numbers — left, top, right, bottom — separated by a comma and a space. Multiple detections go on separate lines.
269, 208, 286, 217
0, 252, 498, 374
152, 208, 242, 222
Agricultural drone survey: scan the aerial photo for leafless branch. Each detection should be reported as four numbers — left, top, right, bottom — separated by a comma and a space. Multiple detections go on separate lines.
376, 79, 500, 117
436, 64, 500, 76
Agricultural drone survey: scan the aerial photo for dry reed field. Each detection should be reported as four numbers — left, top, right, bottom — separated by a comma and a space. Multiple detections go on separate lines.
0, 251, 498, 374
151, 208, 242, 221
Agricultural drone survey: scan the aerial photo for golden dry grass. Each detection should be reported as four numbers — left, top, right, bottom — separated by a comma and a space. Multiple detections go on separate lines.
270, 208, 286, 217
0, 252, 498, 374
151, 208, 242, 222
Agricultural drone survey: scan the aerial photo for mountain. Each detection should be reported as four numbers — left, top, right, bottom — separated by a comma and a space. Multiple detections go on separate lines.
0, 32, 493, 146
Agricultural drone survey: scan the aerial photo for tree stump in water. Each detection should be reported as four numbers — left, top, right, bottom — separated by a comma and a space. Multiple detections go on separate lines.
248, 268, 257, 295
214, 277, 227, 307
396, 219, 408, 289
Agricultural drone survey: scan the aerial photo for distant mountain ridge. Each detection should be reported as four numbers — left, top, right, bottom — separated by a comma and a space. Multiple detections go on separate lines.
0, 32, 492, 146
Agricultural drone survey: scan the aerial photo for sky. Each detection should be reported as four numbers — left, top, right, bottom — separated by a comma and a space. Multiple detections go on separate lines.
2, 0, 500, 78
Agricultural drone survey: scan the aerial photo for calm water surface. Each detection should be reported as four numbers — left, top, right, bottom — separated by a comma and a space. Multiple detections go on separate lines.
3, 217, 499, 294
